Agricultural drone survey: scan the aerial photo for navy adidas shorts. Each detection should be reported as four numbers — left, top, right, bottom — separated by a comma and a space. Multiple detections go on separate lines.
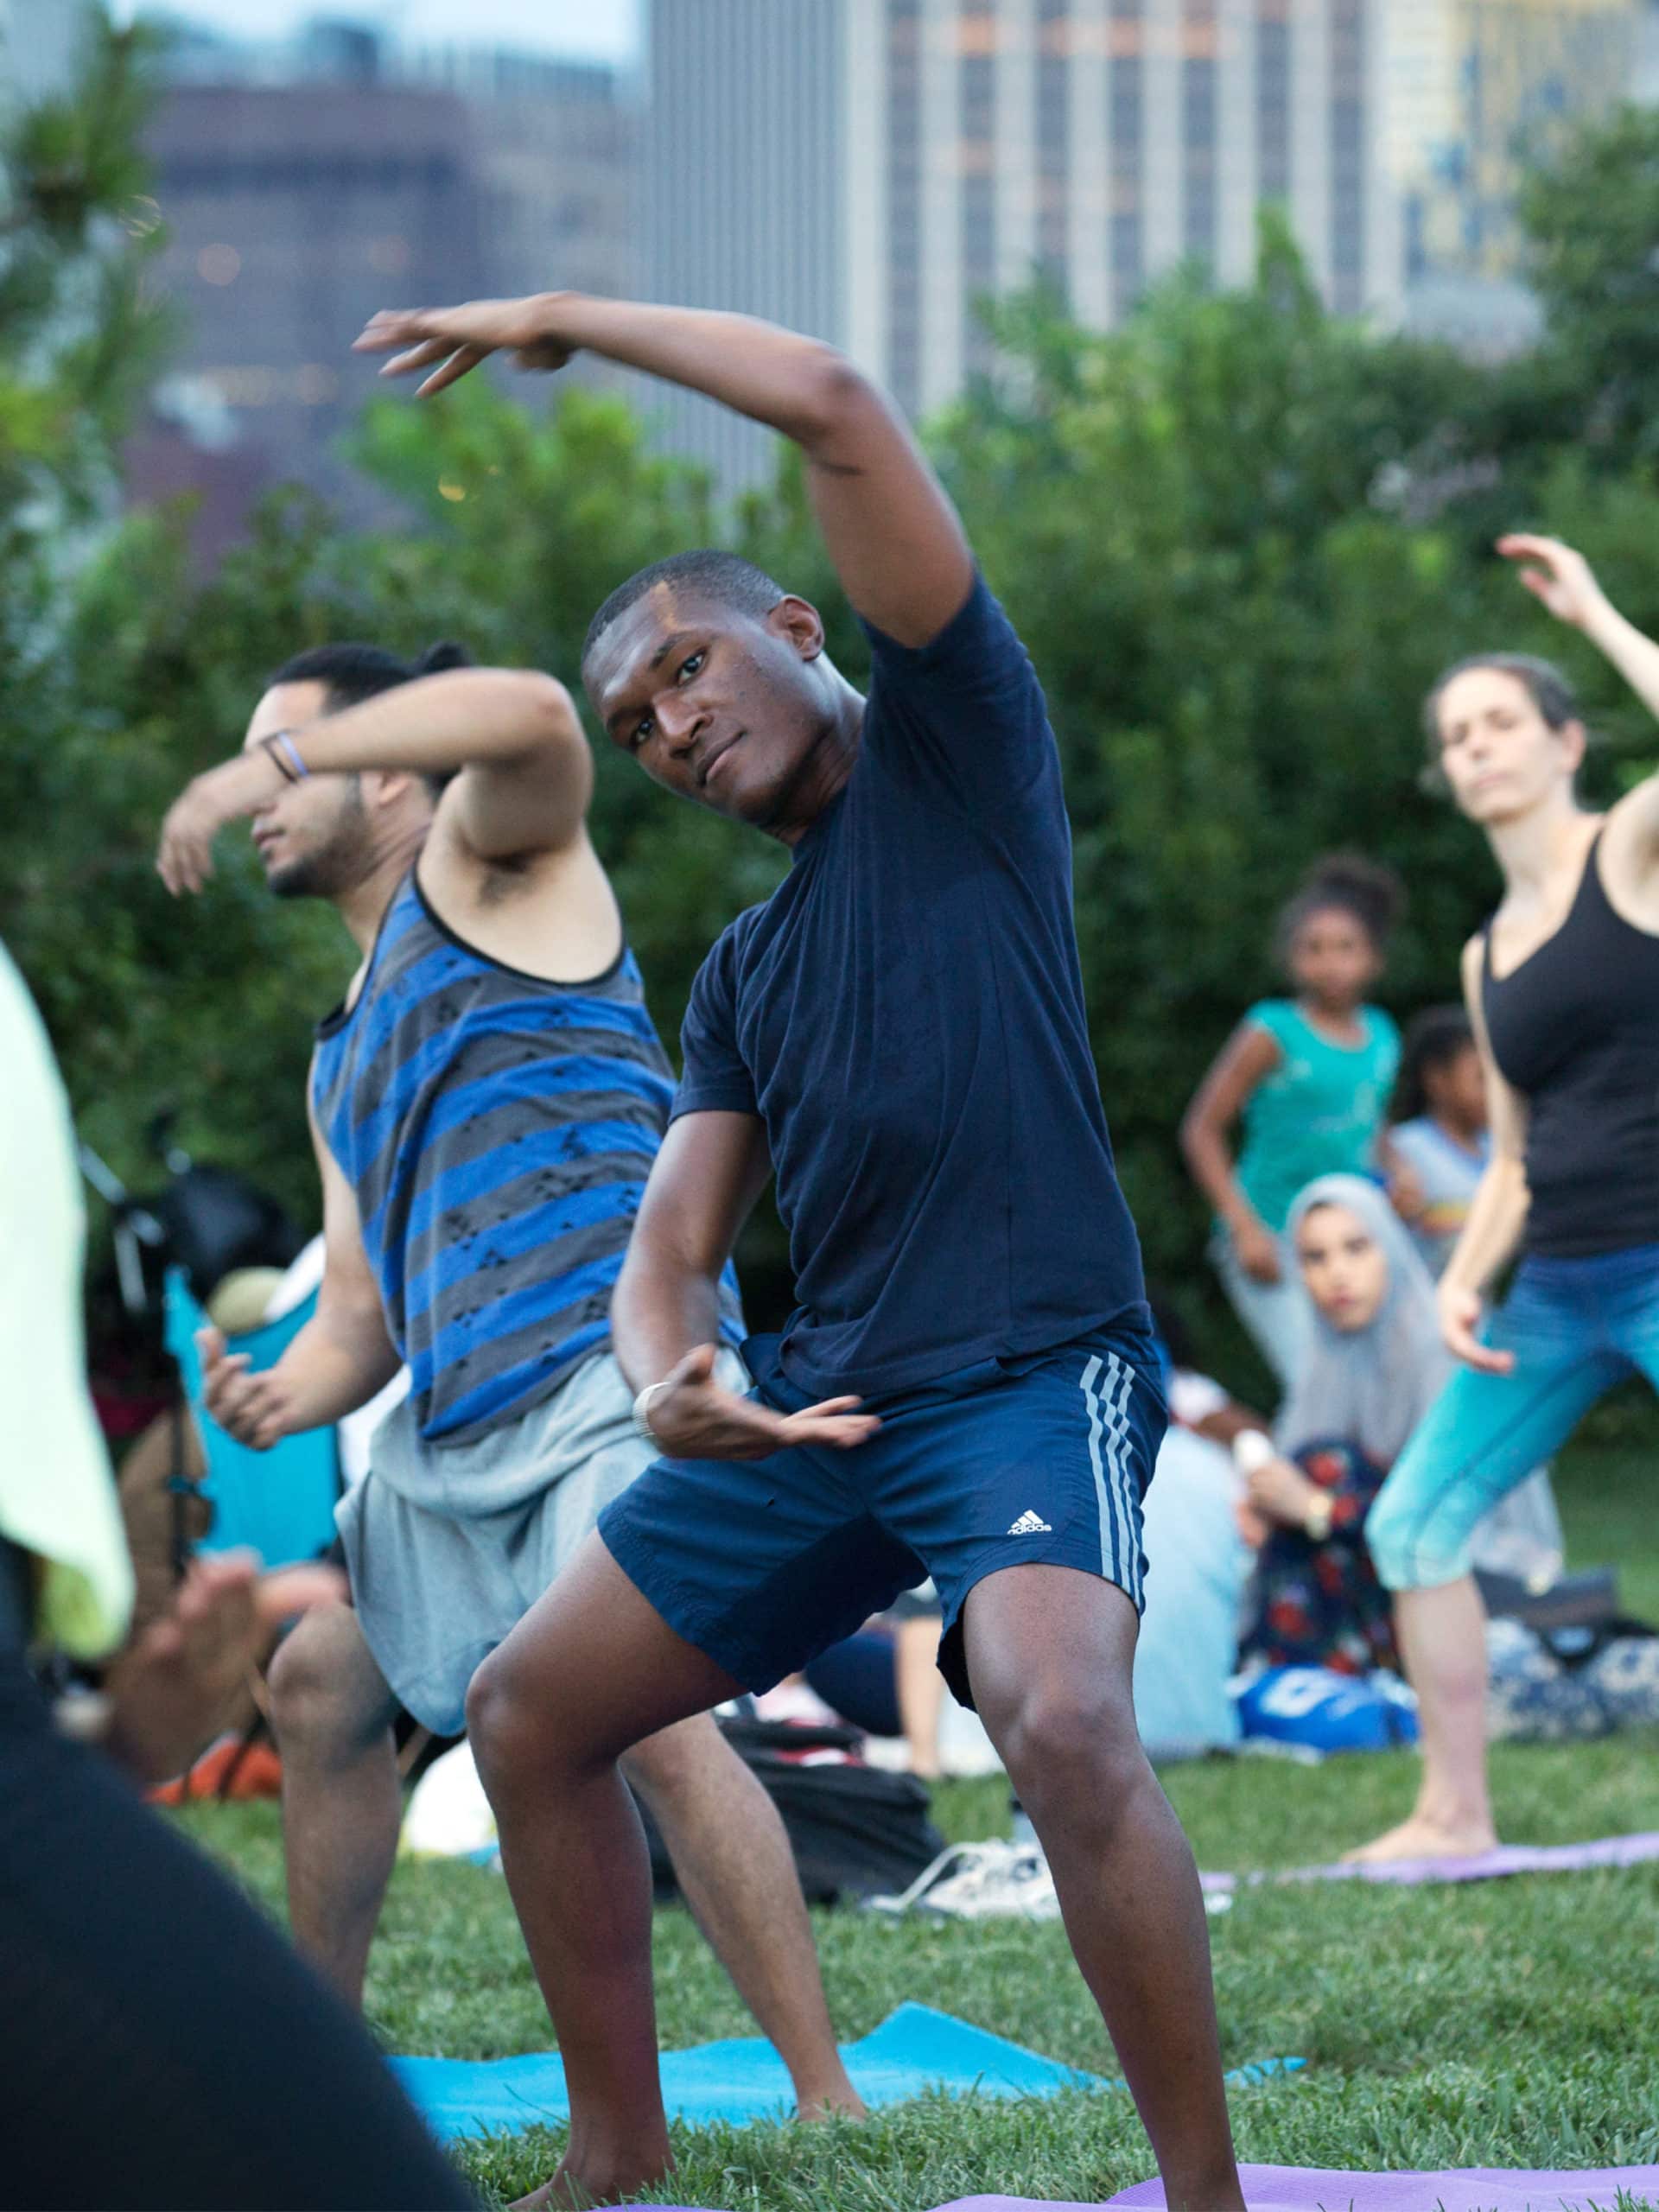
597, 1325, 1166, 1709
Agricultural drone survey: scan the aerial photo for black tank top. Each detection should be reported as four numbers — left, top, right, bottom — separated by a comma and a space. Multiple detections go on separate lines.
1481, 831, 1659, 1257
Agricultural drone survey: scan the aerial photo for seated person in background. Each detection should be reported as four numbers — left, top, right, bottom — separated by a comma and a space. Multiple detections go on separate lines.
768, 1584, 964, 1782
1387, 1007, 1491, 1278
1236, 1176, 1440, 1675
1238, 1175, 1559, 1678
1130, 1305, 1265, 1758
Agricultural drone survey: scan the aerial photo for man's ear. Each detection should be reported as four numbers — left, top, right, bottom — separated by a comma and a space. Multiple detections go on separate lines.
768, 594, 827, 663
360, 766, 418, 810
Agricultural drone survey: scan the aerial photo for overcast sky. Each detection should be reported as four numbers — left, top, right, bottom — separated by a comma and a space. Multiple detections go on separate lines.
114, 0, 640, 66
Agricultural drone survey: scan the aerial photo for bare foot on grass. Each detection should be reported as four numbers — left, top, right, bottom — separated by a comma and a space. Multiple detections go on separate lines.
1342, 1813, 1497, 1865
510, 2153, 666, 2210
796, 2084, 868, 2121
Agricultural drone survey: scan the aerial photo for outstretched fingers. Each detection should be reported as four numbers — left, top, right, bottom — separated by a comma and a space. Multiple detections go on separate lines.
352, 308, 447, 355
353, 308, 493, 395
778, 1396, 880, 1449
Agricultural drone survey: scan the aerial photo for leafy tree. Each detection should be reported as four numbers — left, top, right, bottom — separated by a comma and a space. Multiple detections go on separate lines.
1517, 103, 1659, 473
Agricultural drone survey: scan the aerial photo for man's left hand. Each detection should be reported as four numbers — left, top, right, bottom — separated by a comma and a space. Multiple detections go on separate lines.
158, 750, 285, 896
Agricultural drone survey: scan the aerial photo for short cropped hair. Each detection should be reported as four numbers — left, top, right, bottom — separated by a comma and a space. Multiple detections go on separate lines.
266, 639, 473, 797
581, 550, 785, 671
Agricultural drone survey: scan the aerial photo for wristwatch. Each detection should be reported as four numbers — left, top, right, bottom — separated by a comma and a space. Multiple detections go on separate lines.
632, 1378, 673, 1441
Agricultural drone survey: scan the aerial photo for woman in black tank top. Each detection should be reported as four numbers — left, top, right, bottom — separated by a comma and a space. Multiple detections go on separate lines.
1352, 535, 1659, 1867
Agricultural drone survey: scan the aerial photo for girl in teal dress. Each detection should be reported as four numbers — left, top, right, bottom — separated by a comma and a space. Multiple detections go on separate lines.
1181, 855, 1403, 1385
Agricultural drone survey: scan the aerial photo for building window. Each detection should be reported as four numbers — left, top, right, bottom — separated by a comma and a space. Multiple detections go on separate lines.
1256, 0, 1289, 206
888, 0, 922, 414
1037, 0, 1070, 291
1109, 0, 1144, 314
1184, 0, 1217, 269
1329, 0, 1364, 310
960, 6, 996, 374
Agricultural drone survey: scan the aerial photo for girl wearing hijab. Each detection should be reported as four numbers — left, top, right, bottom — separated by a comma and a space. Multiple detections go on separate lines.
1238, 1176, 1561, 1675
1239, 1176, 1446, 1675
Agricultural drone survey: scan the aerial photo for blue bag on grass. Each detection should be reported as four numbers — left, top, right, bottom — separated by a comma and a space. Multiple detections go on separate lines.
1235, 1664, 1419, 1754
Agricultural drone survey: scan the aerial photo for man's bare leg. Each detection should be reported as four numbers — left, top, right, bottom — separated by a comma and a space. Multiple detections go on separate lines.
623, 1717, 863, 2118
267, 1604, 404, 2008
465, 1535, 853, 2208
1344, 1575, 1497, 1863
963, 1565, 1243, 2212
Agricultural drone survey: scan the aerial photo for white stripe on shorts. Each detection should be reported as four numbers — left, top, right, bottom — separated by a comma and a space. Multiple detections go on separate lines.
1078, 1351, 1141, 1604
1078, 1354, 1119, 1586
1102, 1351, 1141, 1605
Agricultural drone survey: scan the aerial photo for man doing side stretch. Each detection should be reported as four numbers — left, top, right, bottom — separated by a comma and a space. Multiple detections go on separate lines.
356, 294, 1243, 2212
154, 640, 861, 2121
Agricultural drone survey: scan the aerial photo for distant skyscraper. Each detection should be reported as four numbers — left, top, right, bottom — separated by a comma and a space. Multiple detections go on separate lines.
647, 0, 1398, 483
125, 22, 639, 553
646, 0, 847, 487
647, 0, 1645, 483
1383, 0, 1641, 352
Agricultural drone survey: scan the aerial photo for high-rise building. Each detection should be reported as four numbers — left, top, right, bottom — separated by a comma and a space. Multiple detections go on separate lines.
648, 0, 1399, 480
125, 22, 639, 552
136, 76, 491, 531
647, 0, 1644, 482
1383, 0, 1641, 351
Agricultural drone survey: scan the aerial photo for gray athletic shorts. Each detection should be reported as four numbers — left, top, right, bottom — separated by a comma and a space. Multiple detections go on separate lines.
337, 1349, 734, 1736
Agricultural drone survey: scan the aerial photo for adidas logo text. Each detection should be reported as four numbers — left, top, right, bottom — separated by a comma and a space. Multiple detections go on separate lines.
1007, 1510, 1052, 1535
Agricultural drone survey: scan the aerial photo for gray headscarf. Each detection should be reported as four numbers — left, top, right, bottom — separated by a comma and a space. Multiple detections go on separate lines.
1274, 1173, 1452, 1471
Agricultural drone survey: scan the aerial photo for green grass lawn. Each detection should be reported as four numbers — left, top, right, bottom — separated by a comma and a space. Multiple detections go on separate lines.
176, 1441, 1659, 2210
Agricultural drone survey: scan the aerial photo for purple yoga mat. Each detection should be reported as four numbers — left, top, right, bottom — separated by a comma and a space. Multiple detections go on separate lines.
1096, 2164, 1659, 2209
1200, 1830, 1659, 1895
634, 2172, 1659, 2212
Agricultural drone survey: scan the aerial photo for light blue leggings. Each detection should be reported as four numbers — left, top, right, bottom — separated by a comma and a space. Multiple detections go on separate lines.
1369, 1243, 1659, 1591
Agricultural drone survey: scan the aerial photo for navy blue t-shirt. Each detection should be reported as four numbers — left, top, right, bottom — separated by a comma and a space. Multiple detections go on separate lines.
671, 573, 1148, 1402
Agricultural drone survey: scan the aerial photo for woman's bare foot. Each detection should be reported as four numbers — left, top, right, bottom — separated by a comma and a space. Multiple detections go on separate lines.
1342, 1811, 1497, 1865
510, 2145, 671, 2211
796, 2083, 868, 2122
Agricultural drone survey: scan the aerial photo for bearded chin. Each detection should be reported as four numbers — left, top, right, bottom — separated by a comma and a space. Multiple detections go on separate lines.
266, 840, 359, 900
266, 855, 330, 899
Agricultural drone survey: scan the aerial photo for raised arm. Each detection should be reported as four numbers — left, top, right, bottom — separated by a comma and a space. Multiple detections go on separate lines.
157, 666, 588, 895
612, 1110, 877, 1460
198, 1101, 401, 1448
1499, 534, 1659, 863
354, 294, 974, 650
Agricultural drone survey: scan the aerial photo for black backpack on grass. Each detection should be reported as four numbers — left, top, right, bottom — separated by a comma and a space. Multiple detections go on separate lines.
638, 1714, 947, 1907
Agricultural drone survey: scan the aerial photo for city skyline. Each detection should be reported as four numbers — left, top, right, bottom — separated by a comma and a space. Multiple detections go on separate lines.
111, 0, 640, 65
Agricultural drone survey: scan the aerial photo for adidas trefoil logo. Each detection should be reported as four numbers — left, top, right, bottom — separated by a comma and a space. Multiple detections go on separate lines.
1007, 1509, 1052, 1535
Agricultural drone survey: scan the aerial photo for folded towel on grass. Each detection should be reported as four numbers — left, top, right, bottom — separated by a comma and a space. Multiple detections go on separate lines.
392, 2001, 1301, 2143
1201, 1830, 1659, 1895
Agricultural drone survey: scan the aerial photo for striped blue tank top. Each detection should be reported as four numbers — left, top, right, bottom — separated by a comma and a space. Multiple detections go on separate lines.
312, 869, 741, 1445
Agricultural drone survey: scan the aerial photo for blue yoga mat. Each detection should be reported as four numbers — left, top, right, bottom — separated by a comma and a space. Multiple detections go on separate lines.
391, 2000, 1302, 2142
